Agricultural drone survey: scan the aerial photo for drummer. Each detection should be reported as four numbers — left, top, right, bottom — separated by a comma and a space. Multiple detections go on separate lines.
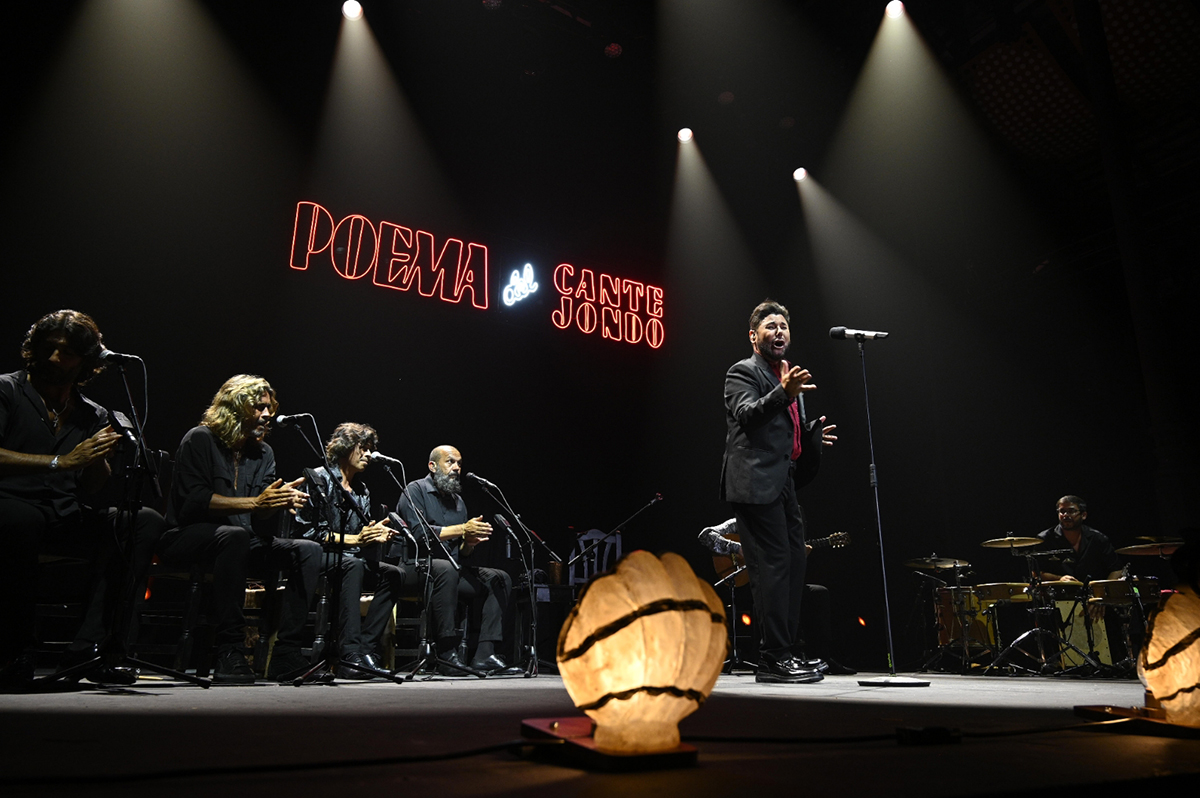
1037, 495, 1123, 584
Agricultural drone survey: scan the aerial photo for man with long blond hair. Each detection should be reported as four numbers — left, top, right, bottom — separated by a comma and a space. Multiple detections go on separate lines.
159, 375, 317, 684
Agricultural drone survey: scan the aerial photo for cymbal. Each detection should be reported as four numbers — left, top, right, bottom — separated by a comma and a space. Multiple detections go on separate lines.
1134, 536, 1185, 544
904, 556, 971, 570
980, 536, 1043, 549
1116, 542, 1181, 556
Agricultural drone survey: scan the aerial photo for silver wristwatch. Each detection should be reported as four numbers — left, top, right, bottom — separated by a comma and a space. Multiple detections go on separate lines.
49, 455, 60, 471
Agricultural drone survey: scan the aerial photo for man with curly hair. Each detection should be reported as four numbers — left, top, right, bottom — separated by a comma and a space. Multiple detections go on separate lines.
1, 310, 160, 688
293, 422, 456, 678
160, 375, 316, 684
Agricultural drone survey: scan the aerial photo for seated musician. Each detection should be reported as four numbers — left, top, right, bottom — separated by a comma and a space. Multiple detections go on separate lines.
396, 445, 519, 676
158, 375, 315, 684
1, 310, 162, 689
1037, 496, 1123, 586
292, 422, 454, 679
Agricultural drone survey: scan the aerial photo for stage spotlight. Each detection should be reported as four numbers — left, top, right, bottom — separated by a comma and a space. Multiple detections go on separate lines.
604, 42, 623, 58
677, 127, 693, 143
342, 1, 363, 20
482, 0, 503, 10
793, 167, 808, 182
886, 1, 904, 18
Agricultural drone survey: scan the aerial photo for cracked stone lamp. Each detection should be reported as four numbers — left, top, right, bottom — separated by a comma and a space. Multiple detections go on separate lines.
554, 551, 727, 755
1139, 586, 1200, 727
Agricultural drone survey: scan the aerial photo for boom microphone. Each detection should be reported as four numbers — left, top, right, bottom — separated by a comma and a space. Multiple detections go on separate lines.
367, 451, 404, 467
829, 326, 889, 340
466, 472, 498, 489
272, 413, 311, 427
99, 349, 142, 365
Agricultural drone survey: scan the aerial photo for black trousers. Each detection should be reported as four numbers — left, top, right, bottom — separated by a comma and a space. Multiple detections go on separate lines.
0, 499, 163, 663
731, 468, 807, 660
323, 553, 419, 656
423, 560, 511, 647
158, 525, 321, 650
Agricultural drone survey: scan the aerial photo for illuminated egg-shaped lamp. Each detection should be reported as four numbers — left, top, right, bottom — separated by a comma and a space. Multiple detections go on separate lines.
1140, 586, 1200, 727
555, 550, 727, 755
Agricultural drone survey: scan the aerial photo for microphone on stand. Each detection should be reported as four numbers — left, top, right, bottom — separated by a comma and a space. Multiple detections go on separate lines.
99, 349, 143, 365
366, 451, 404, 467
829, 326, 889, 340
466, 472, 499, 489
272, 413, 311, 427
494, 514, 519, 558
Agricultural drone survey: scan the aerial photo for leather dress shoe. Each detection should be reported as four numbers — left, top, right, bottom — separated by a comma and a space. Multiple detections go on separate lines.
437, 650, 477, 677
823, 658, 857, 676
214, 648, 257, 685
58, 645, 137, 686
794, 656, 829, 674
337, 651, 379, 680
362, 652, 389, 672
266, 647, 309, 682
469, 654, 523, 676
756, 654, 823, 684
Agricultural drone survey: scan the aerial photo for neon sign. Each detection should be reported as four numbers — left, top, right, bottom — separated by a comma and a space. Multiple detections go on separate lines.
502, 264, 539, 307
290, 201, 489, 309
289, 202, 666, 349
551, 264, 665, 349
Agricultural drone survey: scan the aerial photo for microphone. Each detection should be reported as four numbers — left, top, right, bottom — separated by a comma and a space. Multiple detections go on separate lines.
272, 413, 311, 427
494, 514, 519, 558
99, 349, 142, 365
367, 451, 404, 467
466, 472, 498, 489
830, 326, 889, 340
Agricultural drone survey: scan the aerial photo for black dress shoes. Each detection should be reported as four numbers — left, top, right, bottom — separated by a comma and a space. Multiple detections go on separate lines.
437, 650, 475, 676
470, 654, 523, 676
214, 648, 257, 685
823, 658, 857, 675
756, 654, 823, 684
266, 646, 309, 682
337, 651, 380, 680
58, 645, 138, 686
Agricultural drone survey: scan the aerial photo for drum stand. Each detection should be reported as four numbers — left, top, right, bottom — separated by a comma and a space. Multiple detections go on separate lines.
714, 565, 755, 674
985, 553, 1098, 676
1091, 569, 1147, 679
921, 567, 992, 673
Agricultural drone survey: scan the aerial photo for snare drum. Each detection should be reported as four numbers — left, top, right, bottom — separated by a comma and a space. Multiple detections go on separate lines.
974, 582, 1031, 603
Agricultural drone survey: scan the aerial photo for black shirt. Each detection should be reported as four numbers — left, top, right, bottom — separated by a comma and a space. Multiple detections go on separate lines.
1037, 523, 1123, 583
0, 370, 108, 521
166, 425, 277, 541
396, 474, 467, 563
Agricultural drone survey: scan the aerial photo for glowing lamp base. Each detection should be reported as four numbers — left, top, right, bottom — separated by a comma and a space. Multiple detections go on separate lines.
521, 717, 698, 771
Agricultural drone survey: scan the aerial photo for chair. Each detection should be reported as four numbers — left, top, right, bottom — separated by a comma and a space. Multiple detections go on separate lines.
567, 529, 622, 591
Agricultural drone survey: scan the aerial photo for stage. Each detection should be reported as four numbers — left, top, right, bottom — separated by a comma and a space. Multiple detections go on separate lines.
2, 671, 1196, 796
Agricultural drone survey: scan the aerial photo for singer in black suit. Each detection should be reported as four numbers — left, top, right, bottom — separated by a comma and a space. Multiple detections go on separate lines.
396, 445, 517, 676
720, 300, 837, 684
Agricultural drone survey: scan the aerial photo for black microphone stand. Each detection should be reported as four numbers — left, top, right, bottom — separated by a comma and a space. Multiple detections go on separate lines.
846, 339, 929, 687
283, 419, 399, 686
40, 358, 211, 688
566, 493, 661, 574
468, 476, 563, 677
375, 463, 484, 680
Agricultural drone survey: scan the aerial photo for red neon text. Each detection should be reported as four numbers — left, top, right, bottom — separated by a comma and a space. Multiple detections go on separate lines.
290, 202, 489, 310
551, 264, 664, 349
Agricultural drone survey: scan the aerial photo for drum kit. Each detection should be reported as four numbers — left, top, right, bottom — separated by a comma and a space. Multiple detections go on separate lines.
912, 534, 1180, 677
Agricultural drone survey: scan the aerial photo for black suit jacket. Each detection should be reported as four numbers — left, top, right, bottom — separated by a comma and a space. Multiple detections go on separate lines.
720, 353, 822, 504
